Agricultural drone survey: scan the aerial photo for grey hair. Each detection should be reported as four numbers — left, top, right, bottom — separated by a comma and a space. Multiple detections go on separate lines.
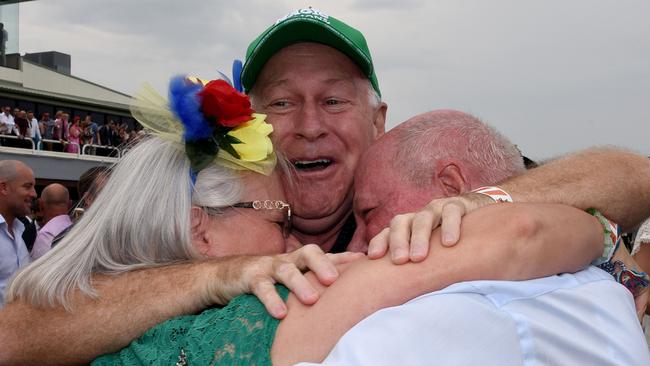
7, 135, 242, 309
392, 111, 525, 186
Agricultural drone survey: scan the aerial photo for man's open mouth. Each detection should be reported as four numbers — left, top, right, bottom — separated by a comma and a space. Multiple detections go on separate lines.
293, 159, 333, 171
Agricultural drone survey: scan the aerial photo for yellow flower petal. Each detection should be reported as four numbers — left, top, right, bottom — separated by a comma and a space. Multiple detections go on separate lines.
228, 114, 274, 162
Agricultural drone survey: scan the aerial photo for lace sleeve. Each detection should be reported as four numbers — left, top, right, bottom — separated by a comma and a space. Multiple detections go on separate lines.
93, 285, 289, 366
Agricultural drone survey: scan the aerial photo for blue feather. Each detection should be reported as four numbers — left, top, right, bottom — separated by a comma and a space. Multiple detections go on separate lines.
217, 71, 233, 86
232, 59, 243, 92
168, 75, 213, 141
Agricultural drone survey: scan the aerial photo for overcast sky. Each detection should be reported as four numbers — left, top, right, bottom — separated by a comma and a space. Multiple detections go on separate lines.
18, 0, 650, 160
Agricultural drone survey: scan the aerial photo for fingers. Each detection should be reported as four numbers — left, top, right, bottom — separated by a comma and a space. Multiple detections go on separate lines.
292, 244, 340, 286
440, 202, 465, 246
327, 251, 365, 265
250, 278, 287, 319
272, 259, 320, 305
388, 214, 414, 264
409, 210, 435, 262
368, 228, 390, 259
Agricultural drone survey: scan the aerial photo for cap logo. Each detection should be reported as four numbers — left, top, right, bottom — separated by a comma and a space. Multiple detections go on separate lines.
275, 7, 330, 25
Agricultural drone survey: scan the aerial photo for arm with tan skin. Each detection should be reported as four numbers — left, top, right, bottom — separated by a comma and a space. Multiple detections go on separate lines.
272, 203, 603, 365
0, 246, 359, 366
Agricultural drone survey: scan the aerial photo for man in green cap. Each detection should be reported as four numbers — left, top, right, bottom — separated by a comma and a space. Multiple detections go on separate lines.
240, 7, 387, 252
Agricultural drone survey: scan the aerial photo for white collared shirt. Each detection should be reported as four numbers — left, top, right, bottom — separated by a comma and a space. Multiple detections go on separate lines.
0, 214, 31, 306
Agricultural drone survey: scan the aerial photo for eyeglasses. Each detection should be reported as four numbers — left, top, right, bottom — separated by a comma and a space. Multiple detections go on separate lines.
203, 200, 292, 238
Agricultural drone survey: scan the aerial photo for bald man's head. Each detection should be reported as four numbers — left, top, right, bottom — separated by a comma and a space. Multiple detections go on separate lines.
354, 109, 525, 240
40, 183, 70, 223
0, 160, 37, 221
0, 160, 30, 181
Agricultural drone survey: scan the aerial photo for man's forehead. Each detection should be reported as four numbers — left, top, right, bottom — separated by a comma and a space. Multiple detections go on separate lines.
254, 43, 367, 90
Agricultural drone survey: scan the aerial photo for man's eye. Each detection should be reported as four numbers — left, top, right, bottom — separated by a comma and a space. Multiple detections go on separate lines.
270, 100, 290, 108
325, 99, 342, 105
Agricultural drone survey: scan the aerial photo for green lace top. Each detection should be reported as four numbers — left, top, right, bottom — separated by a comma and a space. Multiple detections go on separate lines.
92, 285, 289, 366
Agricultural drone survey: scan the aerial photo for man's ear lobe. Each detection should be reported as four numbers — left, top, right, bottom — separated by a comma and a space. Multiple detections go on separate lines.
437, 163, 469, 197
372, 102, 388, 139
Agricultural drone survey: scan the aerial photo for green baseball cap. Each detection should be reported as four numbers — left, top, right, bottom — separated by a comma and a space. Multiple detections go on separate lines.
241, 7, 381, 97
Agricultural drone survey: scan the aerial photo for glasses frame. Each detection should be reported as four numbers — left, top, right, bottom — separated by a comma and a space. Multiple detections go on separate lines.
203, 200, 292, 238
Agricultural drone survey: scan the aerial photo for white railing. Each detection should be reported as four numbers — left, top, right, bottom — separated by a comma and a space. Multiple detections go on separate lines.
82, 143, 121, 158
37, 139, 80, 155
0, 134, 35, 149
1, 134, 121, 160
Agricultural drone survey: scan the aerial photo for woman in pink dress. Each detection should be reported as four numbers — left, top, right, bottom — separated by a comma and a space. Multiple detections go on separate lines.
67, 115, 81, 153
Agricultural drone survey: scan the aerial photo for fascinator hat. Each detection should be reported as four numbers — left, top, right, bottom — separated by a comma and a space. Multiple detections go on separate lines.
130, 74, 276, 177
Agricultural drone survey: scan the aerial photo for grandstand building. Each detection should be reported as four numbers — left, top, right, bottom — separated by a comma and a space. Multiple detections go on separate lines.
0, 1, 131, 198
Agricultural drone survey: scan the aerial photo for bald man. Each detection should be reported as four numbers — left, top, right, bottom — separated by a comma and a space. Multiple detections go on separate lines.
0, 160, 36, 306
307, 110, 650, 365
31, 183, 71, 260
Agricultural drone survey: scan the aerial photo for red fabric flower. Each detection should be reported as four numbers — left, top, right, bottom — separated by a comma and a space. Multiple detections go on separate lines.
198, 80, 254, 128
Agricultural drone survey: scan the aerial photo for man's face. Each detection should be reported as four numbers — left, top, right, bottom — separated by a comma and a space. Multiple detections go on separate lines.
353, 142, 442, 242
252, 43, 386, 234
1, 164, 37, 217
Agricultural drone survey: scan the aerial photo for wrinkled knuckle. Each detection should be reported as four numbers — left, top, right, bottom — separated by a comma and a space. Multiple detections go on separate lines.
275, 261, 298, 277
413, 210, 431, 222
251, 256, 274, 273
249, 274, 272, 292
390, 214, 407, 226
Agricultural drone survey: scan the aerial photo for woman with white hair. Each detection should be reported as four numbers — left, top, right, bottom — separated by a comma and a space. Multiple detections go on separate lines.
6, 76, 358, 352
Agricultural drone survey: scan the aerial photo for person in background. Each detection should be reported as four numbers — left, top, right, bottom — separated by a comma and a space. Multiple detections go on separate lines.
67, 116, 81, 153
72, 166, 110, 220
13, 111, 31, 149
0, 23, 7, 67
51, 111, 64, 151
61, 113, 70, 150
81, 116, 101, 156
0, 160, 36, 306
40, 112, 55, 151
28, 111, 41, 150
109, 121, 121, 147
98, 120, 113, 147
0, 106, 16, 137
30, 183, 71, 260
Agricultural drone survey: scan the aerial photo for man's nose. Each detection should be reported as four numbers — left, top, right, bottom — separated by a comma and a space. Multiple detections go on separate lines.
294, 102, 328, 141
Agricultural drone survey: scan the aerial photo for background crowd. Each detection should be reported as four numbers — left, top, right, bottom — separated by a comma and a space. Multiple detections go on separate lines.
0, 106, 143, 154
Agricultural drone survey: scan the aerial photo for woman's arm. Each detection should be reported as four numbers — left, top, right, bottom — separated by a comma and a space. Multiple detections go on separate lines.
272, 203, 603, 365
0, 247, 355, 366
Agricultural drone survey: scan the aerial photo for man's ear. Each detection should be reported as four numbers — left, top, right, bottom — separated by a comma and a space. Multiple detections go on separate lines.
190, 206, 210, 256
436, 163, 470, 197
372, 102, 388, 139
0, 181, 8, 196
